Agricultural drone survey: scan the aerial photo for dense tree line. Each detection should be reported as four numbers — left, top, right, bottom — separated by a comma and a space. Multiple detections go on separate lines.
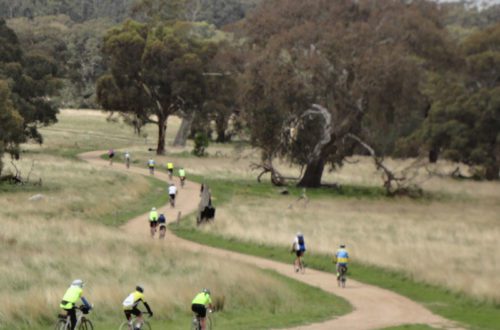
0, 0, 260, 26
1, 0, 498, 185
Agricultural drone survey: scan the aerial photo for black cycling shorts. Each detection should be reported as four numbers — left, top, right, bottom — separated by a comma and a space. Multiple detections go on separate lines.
296, 250, 304, 257
169, 194, 176, 200
124, 308, 141, 320
192, 303, 207, 317
150, 221, 157, 228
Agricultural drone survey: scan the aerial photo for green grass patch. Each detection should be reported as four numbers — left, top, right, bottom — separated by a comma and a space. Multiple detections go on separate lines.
98, 175, 168, 226
381, 325, 437, 330
189, 174, 388, 202
172, 215, 500, 330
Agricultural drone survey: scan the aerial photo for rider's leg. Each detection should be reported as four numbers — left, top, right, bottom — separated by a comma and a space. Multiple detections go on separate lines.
124, 310, 133, 328
66, 308, 77, 330
134, 310, 143, 330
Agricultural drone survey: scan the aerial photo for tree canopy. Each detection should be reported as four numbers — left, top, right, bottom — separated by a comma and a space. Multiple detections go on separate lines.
97, 19, 218, 154
0, 19, 60, 175
238, 0, 457, 187
413, 23, 500, 179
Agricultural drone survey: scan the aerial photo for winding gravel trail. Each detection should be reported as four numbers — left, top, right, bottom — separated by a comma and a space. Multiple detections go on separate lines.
80, 150, 462, 330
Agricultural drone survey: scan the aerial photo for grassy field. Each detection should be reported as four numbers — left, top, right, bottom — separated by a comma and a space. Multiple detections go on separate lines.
0, 110, 350, 329
4, 109, 499, 329
170, 175, 500, 330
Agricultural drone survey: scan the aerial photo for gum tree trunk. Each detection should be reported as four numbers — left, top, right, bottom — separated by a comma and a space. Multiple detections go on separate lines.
156, 115, 167, 155
297, 158, 325, 187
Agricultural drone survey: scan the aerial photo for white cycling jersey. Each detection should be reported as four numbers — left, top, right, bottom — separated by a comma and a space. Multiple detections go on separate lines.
168, 185, 177, 195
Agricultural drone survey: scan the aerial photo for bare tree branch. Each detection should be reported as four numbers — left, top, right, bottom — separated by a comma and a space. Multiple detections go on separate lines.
299, 104, 333, 162
346, 133, 424, 196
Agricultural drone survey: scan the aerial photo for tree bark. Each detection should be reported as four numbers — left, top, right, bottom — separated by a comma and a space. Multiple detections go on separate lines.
156, 115, 167, 155
215, 114, 229, 143
173, 112, 195, 147
485, 163, 499, 180
297, 158, 325, 187
428, 148, 439, 163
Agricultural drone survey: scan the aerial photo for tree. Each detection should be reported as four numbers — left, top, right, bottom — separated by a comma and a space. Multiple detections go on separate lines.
97, 19, 217, 154
240, 0, 455, 187
198, 41, 242, 143
414, 23, 500, 180
0, 80, 23, 176
0, 19, 59, 175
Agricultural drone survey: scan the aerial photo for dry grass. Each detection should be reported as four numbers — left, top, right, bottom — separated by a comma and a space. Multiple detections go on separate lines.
200, 194, 500, 302
0, 215, 296, 327
0, 111, 321, 328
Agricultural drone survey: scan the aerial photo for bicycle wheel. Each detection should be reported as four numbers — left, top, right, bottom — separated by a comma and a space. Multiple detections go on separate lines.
341, 274, 347, 288
191, 317, 201, 330
79, 319, 94, 330
207, 315, 213, 330
118, 321, 131, 330
54, 319, 67, 330
141, 321, 152, 330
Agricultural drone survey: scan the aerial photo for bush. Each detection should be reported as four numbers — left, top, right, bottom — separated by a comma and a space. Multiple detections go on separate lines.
192, 132, 209, 157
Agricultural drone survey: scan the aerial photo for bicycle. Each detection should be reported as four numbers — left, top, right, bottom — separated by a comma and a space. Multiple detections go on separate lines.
125, 157, 130, 169
149, 222, 157, 238
337, 265, 347, 288
149, 166, 155, 175
180, 176, 186, 188
118, 311, 152, 330
158, 224, 166, 239
191, 310, 213, 330
169, 194, 176, 208
298, 258, 306, 274
54, 305, 93, 330
292, 250, 306, 274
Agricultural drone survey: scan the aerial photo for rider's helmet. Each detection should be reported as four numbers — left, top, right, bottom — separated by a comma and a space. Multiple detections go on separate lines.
72, 279, 84, 288
151, 207, 156, 211
339, 244, 346, 248
136, 285, 144, 293
296, 231, 303, 236
202, 288, 211, 295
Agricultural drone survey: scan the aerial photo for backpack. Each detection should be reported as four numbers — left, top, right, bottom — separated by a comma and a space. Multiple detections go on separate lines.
297, 235, 306, 251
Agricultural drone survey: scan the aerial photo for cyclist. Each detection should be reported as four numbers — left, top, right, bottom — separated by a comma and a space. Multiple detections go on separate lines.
178, 167, 186, 188
148, 158, 155, 175
124, 151, 131, 169
191, 288, 213, 330
334, 244, 349, 280
158, 213, 167, 239
166, 162, 174, 179
122, 286, 153, 330
149, 207, 158, 238
291, 232, 306, 272
168, 183, 177, 208
59, 279, 92, 330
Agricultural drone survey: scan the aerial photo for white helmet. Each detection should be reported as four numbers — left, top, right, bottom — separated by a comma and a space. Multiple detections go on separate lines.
71, 279, 84, 288
296, 232, 303, 236
152, 207, 156, 211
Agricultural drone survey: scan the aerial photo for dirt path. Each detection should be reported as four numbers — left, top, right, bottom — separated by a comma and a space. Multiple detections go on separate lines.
80, 150, 462, 330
